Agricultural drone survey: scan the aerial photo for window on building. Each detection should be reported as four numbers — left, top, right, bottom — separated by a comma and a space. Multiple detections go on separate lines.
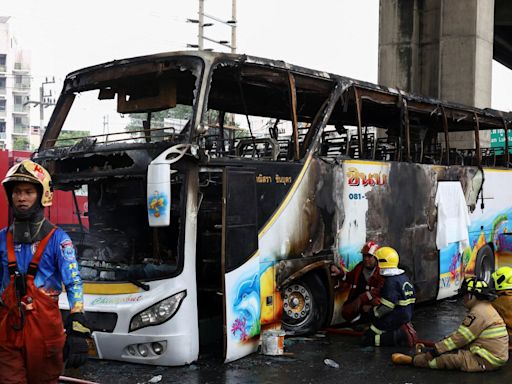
0, 100, 5, 111
14, 116, 22, 125
0, 55, 5, 65
0, 77, 5, 89
14, 95, 23, 105
15, 75, 22, 84
0, 122, 5, 132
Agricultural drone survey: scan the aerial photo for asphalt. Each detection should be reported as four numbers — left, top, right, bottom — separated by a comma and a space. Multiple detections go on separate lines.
62, 298, 512, 384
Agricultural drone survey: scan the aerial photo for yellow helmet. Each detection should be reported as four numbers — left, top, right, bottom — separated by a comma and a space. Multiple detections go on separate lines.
2, 160, 53, 207
492, 266, 512, 291
375, 246, 399, 269
460, 277, 496, 300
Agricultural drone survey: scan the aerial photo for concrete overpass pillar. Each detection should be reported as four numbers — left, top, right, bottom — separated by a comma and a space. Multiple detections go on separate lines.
379, 0, 495, 149
378, 0, 495, 109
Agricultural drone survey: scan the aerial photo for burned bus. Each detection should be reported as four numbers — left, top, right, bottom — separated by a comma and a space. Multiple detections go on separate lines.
34, 51, 512, 366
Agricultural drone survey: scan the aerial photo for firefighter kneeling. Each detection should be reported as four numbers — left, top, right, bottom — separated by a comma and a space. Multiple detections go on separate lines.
0, 160, 90, 384
361, 246, 418, 347
392, 277, 509, 372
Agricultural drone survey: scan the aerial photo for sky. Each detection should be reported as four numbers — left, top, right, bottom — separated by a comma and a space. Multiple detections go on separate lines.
2, 0, 512, 125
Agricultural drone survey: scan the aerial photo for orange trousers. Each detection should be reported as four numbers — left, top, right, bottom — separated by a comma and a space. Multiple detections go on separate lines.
0, 279, 65, 384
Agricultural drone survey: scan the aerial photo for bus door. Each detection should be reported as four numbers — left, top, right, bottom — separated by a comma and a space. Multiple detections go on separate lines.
222, 167, 260, 363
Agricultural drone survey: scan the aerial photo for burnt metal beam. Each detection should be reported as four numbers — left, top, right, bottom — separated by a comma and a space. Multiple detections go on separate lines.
474, 112, 481, 166
288, 72, 300, 160
353, 87, 364, 158
441, 106, 450, 165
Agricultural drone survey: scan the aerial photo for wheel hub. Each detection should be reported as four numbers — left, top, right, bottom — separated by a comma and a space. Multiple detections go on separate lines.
283, 284, 311, 321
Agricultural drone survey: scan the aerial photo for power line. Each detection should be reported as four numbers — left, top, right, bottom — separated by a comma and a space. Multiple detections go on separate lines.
187, 0, 237, 53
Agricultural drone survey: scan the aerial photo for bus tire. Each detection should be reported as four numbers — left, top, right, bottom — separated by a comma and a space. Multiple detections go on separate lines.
474, 244, 494, 284
281, 273, 327, 335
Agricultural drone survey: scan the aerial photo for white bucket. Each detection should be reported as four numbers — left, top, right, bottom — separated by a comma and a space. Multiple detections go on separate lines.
261, 330, 286, 356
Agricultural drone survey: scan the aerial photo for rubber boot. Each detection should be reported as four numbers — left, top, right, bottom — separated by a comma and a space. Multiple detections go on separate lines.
415, 343, 426, 354
391, 353, 413, 365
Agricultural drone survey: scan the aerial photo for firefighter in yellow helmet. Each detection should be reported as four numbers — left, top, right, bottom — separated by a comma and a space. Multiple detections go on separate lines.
0, 160, 90, 383
491, 266, 512, 350
392, 277, 509, 372
361, 246, 417, 347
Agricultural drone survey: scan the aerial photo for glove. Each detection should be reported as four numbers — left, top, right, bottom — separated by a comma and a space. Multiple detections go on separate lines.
64, 312, 91, 368
330, 264, 345, 277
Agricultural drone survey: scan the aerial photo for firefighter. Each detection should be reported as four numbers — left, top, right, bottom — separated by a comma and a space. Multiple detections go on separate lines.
0, 160, 90, 384
392, 277, 509, 372
361, 246, 417, 347
491, 266, 512, 350
331, 241, 384, 322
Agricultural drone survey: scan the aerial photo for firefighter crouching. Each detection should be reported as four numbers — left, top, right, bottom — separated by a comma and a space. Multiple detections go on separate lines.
330, 241, 384, 323
491, 266, 512, 350
361, 246, 417, 347
0, 160, 90, 384
392, 277, 509, 372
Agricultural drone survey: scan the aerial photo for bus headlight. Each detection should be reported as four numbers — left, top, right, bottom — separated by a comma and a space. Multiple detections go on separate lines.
129, 290, 187, 332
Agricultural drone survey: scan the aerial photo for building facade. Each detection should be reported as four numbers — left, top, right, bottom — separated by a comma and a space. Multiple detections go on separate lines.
0, 16, 32, 150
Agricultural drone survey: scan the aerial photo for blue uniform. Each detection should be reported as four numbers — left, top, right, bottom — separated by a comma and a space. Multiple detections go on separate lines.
0, 227, 84, 312
373, 273, 415, 331
362, 270, 416, 347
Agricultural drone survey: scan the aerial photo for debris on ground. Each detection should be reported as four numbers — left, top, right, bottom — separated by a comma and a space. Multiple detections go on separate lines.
324, 358, 340, 368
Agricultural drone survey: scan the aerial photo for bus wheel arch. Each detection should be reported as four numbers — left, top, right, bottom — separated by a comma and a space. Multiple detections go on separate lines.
474, 244, 495, 284
280, 272, 328, 335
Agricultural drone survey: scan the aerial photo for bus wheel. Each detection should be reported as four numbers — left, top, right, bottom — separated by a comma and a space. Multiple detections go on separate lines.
281, 273, 327, 335
475, 244, 494, 283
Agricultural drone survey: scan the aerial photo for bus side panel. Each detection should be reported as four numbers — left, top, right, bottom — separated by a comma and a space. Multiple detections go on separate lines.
222, 168, 260, 363
258, 157, 329, 327
224, 256, 261, 362
336, 161, 441, 303
467, 168, 512, 271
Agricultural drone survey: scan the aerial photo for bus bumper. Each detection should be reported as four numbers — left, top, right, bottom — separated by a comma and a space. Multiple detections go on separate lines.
91, 331, 199, 366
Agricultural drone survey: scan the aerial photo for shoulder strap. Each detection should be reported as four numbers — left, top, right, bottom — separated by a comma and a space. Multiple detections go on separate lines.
6, 227, 57, 277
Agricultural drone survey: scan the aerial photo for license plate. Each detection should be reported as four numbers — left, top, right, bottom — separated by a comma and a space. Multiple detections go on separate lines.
86, 338, 98, 358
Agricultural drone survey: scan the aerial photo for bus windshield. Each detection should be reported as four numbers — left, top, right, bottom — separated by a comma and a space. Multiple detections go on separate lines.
46, 56, 201, 148
53, 179, 181, 283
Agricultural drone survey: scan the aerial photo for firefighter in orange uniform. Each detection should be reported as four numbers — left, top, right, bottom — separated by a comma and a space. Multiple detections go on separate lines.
331, 241, 384, 323
0, 160, 90, 384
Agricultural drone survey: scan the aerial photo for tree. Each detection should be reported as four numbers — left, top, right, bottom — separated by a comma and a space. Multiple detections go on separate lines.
13, 136, 29, 150
56, 130, 90, 146
125, 105, 192, 132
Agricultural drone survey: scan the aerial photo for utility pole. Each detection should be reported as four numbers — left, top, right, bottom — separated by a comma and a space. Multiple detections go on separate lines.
187, 0, 237, 53
25, 77, 56, 132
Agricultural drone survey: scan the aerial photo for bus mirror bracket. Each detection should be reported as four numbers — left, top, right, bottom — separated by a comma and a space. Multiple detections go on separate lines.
147, 144, 190, 227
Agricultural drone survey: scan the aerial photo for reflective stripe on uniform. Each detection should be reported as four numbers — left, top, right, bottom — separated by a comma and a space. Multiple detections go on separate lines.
370, 324, 383, 346
470, 345, 507, 367
479, 326, 508, 339
428, 358, 438, 369
370, 324, 383, 335
397, 298, 416, 306
442, 337, 457, 351
380, 297, 395, 308
457, 325, 476, 343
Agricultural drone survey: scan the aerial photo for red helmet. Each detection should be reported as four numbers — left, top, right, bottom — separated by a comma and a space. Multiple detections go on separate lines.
361, 241, 379, 256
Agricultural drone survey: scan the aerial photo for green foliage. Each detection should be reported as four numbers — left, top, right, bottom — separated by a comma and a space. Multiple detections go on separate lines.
13, 136, 29, 150
125, 105, 192, 132
56, 130, 90, 146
